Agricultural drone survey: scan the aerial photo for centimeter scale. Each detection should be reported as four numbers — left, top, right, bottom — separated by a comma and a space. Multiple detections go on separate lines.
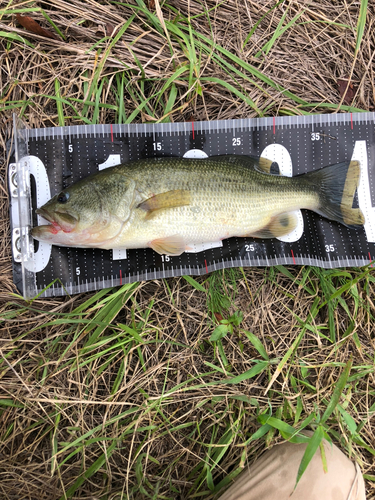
8, 113, 375, 299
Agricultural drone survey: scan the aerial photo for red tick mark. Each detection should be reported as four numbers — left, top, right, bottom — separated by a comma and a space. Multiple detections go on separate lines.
204, 259, 208, 273
110, 124, 114, 142
291, 249, 296, 264
350, 113, 353, 130
369, 252, 373, 267
273, 116, 276, 135
119, 269, 122, 285
192, 121, 195, 140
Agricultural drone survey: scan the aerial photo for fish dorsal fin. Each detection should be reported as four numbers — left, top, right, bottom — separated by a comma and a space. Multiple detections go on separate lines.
137, 190, 190, 220
149, 235, 186, 255
208, 155, 277, 174
249, 212, 298, 239
256, 157, 275, 174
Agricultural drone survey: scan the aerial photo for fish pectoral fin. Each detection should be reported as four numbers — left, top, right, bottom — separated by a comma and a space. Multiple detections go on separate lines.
248, 212, 298, 239
137, 190, 190, 220
149, 235, 186, 255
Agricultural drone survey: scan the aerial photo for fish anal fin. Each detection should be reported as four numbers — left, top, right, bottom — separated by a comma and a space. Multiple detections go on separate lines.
138, 190, 190, 220
149, 235, 186, 255
248, 212, 298, 239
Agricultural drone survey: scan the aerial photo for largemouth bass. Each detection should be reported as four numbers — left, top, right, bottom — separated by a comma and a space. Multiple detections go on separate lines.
32, 155, 364, 255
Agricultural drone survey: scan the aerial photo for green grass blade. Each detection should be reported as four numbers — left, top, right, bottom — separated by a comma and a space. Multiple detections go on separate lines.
183, 275, 206, 293
0, 31, 34, 48
355, 0, 368, 55
41, 9, 65, 40
255, 8, 305, 58
59, 440, 117, 499
243, 0, 284, 48
201, 76, 262, 115
222, 361, 268, 384
265, 320, 308, 393
242, 330, 269, 361
257, 415, 297, 436
255, 5, 290, 58
116, 72, 127, 124
0, 8, 42, 15
337, 404, 357, 434
321, 359, 352, 423
186, 30, 309, 106
295, 425, 324, 487
54, 79, 65, 127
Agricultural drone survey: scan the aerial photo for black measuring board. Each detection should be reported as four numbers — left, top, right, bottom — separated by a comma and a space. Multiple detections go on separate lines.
9, 113, 375, 298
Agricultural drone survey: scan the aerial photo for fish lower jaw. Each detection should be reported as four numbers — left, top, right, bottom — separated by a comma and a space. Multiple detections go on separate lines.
32, 224, 60, 237
49, 225, 61, 235
32, 224, 79, 246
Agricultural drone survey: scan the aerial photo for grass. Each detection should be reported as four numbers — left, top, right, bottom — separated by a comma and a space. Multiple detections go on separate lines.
1, 0, 375, 498
0, 268, 374, 498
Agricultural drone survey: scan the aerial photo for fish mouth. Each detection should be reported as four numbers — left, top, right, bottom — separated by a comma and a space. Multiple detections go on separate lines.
35, 207, 54, 222
32, 224, 61, 239
35, 207, 78, 233
35, 207, 63, 232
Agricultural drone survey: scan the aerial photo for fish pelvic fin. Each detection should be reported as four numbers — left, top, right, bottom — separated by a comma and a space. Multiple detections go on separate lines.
149, 235, 186, 255
307, 160, 365, 227
137, 189, 190, 220
247, 212, 298, 239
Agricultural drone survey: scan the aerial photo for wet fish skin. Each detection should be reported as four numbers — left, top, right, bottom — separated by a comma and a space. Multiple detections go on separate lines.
32, 155, 364, 255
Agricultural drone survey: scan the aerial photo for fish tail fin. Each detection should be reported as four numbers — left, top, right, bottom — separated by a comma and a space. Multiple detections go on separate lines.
308, 160, 364, 227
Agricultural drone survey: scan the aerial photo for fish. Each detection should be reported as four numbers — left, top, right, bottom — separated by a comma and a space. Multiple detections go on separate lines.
32, 155, 365, 255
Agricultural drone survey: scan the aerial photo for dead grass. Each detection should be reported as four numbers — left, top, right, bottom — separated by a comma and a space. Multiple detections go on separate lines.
0, 0, 375, 499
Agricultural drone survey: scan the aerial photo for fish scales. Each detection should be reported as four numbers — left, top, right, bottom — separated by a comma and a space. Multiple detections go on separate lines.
112, 157, 314, 245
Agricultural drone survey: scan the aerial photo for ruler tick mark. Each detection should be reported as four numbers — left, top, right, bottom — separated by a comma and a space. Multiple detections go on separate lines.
110, 124, 114, 142
192, 121, 195, 140
291, 249, 296, 264
273, 117, 276, 135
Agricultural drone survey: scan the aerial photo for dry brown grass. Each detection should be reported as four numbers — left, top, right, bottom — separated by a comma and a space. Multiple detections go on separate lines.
0, 0, 375, 499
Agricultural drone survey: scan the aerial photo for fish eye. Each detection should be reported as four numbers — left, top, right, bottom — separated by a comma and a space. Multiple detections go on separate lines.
57, 192, 70, 204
